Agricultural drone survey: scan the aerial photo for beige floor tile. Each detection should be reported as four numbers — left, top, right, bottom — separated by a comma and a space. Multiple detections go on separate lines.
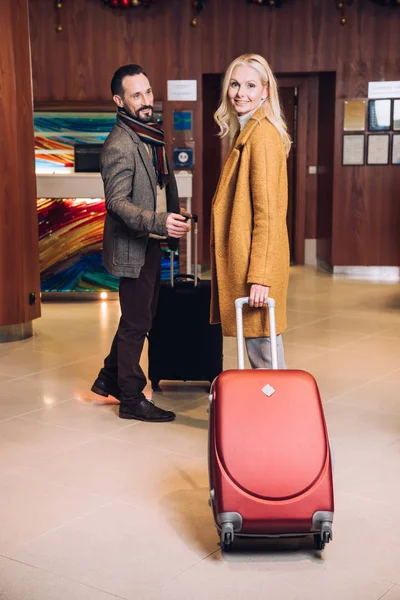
151, 382, 209, 408
153, 392, 209, 413
145, 552, 392, 600
322, 491, 400, 584
283, 324, 370, 349
0, 377, 78, 422
0, 556, 122, 600
27, 356, 107, 388
380, 368, 400, 384
19, 397, 127, 435
0, 346, 76, 378
380, 586, 400, 600
284, 343, 335, 367
286, 293, 332, 315
332, 380, 400, 414
0, 418, 94, 472
333, 440, 400, 507
333, 308, 400, 327
312, 373, 365, 402
1, 268, 400, 598
304, 314, 387, 334
378, 326, 400, 339
29, 335, 114, 360
26, 371, 106, 407
16, 434, 204, 501
173, 394, 209, 417
109, 412, 208, 459
341, 334, 400, 363
9, 500, 215, 600
286, 310, 328, 331
0, 471, 108, 553
119, 454, 208, 512
295, 347, 396, 383
323, 401, 400, 451
0, 374, 15, 383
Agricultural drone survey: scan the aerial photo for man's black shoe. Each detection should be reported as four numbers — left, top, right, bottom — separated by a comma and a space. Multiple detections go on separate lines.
91, 377, 120, 400
119, 399, 176, 422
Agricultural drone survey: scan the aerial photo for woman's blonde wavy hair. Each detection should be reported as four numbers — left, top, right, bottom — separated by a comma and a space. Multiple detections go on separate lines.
214, 54, 291, 156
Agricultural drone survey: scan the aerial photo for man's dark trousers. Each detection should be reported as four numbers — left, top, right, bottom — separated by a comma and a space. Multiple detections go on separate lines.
99, 238, 161, 408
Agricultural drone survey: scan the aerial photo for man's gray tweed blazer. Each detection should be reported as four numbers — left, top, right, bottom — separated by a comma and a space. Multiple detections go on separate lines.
100, 118, 179, 278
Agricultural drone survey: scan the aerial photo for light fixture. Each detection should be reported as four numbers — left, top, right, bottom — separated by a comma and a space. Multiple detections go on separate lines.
335, 0, 354, 24
55, 0, 64, 32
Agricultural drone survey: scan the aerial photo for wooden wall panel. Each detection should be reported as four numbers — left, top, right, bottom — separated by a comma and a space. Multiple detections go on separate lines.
28, 0, 400, 267
0, 0, 41, 326
332, 1, 400, 266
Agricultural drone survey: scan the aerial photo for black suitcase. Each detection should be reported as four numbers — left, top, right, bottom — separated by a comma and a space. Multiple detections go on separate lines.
148, 216, 223, 390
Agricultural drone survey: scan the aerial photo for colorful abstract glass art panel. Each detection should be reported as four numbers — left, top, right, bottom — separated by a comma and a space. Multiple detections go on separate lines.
34, 112, 115, 173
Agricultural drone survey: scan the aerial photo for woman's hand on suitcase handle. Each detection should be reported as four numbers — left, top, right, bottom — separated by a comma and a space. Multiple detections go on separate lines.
166, 213, 191, 238
249, 284, 270, 308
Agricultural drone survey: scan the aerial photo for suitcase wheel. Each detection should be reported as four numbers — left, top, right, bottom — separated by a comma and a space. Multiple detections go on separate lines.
220, 523, 234, 552
221, 532, 233, 553
313, 534, 325, 551
314, 523, 332, 551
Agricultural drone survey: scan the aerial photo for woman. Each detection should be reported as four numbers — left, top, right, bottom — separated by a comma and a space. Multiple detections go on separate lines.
210, 53, 291, 369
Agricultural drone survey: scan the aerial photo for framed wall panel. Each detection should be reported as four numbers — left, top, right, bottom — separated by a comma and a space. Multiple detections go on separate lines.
392, 134, 400, 165
393, 100, 400, 131
342, 134, 365, 166
367, 134, 390, 166
368, 99, 392, 132
343, 99, 366, 131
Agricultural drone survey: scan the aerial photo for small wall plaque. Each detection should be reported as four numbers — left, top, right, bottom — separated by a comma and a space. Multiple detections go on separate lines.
392, 134, 400, 165
368, 99, 391, 132
342, 134, 365, 166
367, 134, 390, 165
343, 99, 366, 131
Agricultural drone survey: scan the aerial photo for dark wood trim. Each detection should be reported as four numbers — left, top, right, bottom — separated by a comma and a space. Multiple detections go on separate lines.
34, 100, 116, 111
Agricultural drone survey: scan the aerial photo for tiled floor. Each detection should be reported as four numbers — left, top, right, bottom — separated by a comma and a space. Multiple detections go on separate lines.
0, 267, 400, 600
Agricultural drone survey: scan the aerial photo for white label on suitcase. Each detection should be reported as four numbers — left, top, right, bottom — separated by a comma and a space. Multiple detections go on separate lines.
262, 384, 276, 397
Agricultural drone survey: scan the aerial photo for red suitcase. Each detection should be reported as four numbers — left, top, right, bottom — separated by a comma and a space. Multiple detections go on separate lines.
208, 297, 334, 552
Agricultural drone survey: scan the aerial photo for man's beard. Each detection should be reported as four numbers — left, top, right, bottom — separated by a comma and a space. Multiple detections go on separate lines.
126, 104, 154, 123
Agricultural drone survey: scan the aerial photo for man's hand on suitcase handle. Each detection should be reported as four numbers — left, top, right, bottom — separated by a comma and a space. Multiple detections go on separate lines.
166, 213, 191, 238
249, 284, 270, 308
180, 207, 193, 221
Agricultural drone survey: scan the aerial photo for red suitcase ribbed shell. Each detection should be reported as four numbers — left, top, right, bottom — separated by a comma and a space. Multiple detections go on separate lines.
214, 370, 327, 501
210, 368, 334, 535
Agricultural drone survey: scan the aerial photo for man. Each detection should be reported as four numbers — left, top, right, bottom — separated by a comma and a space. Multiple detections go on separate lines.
91, 64, 190, 422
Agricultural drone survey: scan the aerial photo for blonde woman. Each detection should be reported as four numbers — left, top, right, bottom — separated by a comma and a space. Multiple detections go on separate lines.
210, 54, 291, 369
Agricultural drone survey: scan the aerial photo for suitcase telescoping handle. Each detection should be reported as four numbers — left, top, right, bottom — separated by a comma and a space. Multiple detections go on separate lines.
170, 214, 199, 288
234, 297, 279, 371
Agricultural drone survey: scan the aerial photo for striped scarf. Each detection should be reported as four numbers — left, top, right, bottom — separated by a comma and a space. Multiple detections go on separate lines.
117, 107, 169, 188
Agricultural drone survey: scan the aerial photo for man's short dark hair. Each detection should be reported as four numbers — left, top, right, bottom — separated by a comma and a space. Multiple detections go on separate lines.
111, 64, 147, 97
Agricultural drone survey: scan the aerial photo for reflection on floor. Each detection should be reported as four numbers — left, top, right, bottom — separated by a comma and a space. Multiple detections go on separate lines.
0, 267, 399, 600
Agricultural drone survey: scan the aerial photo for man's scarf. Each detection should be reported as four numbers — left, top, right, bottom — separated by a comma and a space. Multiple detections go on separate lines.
117, 107, 169, 188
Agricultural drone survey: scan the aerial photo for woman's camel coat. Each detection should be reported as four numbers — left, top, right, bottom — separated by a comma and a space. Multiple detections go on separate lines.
210, 107, 290, 338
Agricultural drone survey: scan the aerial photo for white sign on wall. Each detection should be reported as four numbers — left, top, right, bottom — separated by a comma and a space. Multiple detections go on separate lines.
167, 80, 197, 101
368, 81, 400, 99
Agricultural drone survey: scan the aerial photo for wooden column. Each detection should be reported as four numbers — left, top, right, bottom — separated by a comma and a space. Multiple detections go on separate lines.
0, 0, 41, 341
